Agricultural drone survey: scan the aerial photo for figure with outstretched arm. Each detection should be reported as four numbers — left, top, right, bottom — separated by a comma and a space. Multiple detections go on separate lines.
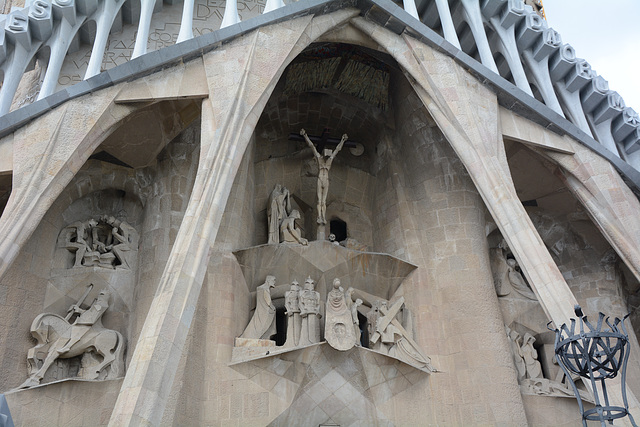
300, 129, 348, 224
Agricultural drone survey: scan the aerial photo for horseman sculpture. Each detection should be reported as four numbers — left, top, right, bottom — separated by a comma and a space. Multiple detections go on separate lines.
19, 285, 125, 389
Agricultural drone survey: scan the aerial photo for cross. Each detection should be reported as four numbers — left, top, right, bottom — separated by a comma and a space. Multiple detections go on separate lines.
289, 128, 358, 152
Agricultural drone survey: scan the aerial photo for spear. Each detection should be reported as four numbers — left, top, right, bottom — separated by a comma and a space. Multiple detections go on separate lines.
65, 284, 93, 321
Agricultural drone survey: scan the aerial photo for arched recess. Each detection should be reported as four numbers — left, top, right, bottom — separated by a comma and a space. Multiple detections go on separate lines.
191, 25, 529, 424
417, 0, 444, 39
503, 139, 640, 399
108, 10, 365, 426
342, 28, 640, 425
92, 98, 202, 168
79, 19, 98, 46
0, 86, 205, 283
0, 106, 203, 392
485, 26, 514, 85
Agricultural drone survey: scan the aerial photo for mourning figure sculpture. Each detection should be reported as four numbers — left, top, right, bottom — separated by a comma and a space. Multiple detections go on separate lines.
267, 184, 291, 244
490, 247, 537, 300
280, 210, 308, 245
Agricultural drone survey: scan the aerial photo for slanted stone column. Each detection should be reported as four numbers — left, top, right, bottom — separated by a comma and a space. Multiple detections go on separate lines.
351, 15, 577, 331
0, 88, 130, 281
108, 10, 358, 426
349, 18, 640, 421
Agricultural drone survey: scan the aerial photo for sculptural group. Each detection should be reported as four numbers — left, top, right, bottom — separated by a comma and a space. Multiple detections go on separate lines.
237, 274, 433, 371
19, 285, 125, 389
506, 325, 588, 401
61, 216, 137, 269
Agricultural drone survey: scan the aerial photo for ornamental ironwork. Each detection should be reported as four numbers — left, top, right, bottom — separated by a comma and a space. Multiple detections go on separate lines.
552, 306, 637, 427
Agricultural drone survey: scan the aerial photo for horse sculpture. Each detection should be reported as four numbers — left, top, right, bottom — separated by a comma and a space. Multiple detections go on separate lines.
19, 288, 125, 389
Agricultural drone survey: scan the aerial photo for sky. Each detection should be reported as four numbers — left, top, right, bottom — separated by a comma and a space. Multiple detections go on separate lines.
541, 0, 640, 111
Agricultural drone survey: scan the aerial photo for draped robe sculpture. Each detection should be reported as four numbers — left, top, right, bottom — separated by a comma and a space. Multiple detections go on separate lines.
239, 276, 277, 340
325, 279, 357, 350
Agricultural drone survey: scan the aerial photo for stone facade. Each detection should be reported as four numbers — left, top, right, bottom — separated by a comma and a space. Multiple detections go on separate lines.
0, 1, 639, 426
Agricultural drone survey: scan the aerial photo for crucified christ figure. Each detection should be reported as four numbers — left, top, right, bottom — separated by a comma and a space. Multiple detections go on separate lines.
300, 129, 348, 225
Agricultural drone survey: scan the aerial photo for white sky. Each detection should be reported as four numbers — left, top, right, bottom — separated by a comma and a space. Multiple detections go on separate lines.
541, 0, 640, 111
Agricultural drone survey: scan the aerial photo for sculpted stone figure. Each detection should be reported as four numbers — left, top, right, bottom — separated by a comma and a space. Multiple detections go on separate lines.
366, 300, 384, 352
19, 286, 125, 388
367, 297, 432, 371
240, 276, 277, 340
63, 219, 97, 267
300, 129, 348, 225
325, 279, 358, 351
370, 300, 403, 355
506, 259, 537, 300
507, 327, 527, 381
283, 281, 302, 348
104, 216, 136, 269
280, 210, 308, 245
351, 296, 363, 346
267, 184, 291, 244
61, 217, 137, 269
490, 247, 536, 300
298, 277, 321, 346
520, 332, 543, 380
505, 326, 583, 400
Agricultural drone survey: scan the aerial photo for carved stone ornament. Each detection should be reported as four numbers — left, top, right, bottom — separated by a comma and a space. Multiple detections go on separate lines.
239, 276, 277, 340
300, 128, 347, 225
505, 325, 593, 403
60, 216, 137, 269
298, 277, 322, 346
325, 279, 358, 351
18, 285, 125, 389
267, 184, 291, 245
280, 210, 308, 245
490, 247, 537, 300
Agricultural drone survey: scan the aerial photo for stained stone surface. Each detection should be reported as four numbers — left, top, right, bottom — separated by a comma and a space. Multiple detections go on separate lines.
233, 241, 417, 299
229, 343, 427, 427
4, 379, 122, 426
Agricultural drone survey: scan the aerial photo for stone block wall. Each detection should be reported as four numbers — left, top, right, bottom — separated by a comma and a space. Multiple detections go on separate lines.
125, 118, 201, 361
369, 74, 528, 425
0, 115, 201, 424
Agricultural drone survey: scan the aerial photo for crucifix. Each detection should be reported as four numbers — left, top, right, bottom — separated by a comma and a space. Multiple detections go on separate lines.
297, 128, 348, 227
288, 128, 358, 153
